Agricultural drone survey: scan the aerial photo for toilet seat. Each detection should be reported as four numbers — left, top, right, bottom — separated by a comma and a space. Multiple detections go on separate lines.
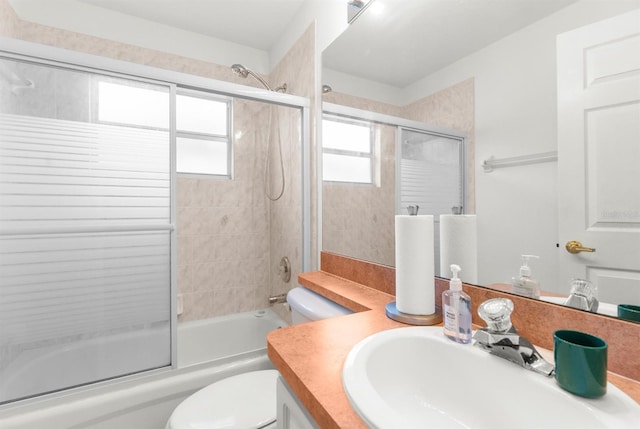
166, 369, 278, 429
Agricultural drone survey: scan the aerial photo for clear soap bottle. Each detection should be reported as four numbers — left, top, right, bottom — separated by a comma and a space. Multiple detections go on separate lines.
511, 255, 540, 299
442, 264, 472, 344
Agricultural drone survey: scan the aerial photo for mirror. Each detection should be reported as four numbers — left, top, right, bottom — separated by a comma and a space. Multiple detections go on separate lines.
346, 0, 373, 23
321, 0, 640, 319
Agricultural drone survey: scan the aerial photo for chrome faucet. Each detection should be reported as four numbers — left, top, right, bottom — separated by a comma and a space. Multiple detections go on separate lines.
564, 278, 599, 313
473, 298, 554, 376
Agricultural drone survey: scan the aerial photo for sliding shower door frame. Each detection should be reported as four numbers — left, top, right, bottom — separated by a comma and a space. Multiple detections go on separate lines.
396, 126, 467, 216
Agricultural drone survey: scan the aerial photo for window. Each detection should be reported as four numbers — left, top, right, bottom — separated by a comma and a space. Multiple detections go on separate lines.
97, 80, 170, 129
97, 82, 231, 177
322, 115, 374, 183
176, 90, 231, 176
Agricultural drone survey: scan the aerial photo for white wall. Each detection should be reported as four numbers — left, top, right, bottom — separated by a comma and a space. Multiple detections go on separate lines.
272, 0, 347, 66
413, 0, 640, 293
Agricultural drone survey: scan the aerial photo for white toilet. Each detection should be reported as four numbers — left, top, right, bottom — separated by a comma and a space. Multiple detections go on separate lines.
165, 286, 352, 429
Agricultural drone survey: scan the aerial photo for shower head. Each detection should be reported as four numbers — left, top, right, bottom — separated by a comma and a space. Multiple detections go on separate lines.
231, 63, 249, 78
322, 84, 332, 94
229, 63, 286, 93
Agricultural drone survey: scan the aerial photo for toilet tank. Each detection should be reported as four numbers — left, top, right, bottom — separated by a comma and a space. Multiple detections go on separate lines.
286, 287, 353, 324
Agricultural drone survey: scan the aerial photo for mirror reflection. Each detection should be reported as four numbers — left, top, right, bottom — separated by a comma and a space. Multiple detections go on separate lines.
321, 0, 640, 320
346, 0, 372, 23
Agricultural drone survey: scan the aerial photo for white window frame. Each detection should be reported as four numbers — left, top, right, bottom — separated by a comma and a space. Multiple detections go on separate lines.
322, 114, 375, 184
175, 88, 232, 178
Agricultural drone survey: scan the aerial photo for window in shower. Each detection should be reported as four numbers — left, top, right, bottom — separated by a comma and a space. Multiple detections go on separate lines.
96, 81, 232, 177
0, 56, 172, 404
322, 114, 374, 184
97, 80, 170, 128
176, 89, 231, 177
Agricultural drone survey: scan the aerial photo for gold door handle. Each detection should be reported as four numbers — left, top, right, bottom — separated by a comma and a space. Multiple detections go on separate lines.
565, 240, 596, 254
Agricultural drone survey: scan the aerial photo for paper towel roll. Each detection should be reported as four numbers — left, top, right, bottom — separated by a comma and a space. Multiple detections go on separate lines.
395, 215, 435, 315
439, 215, 478, 284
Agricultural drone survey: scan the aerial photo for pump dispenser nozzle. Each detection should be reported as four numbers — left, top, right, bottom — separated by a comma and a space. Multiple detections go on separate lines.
450, 264, 462, 291
519, 255, 539, 277
512, 255, 541, 299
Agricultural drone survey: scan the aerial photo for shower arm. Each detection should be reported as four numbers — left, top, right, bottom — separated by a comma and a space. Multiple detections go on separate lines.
247, 70, 286, 93
244, 69, 273, 92
231, 63, 286, 93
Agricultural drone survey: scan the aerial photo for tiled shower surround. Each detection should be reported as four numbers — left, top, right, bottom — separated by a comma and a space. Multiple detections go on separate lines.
0, 0, 313, 322
177, 100, 302, 321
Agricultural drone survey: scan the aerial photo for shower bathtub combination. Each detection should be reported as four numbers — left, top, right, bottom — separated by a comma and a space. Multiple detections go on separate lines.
0, 309, 287, 429
0, 38, 309, 429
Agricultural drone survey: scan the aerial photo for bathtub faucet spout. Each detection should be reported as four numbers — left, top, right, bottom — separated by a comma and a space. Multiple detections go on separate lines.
268, 293, 287, 305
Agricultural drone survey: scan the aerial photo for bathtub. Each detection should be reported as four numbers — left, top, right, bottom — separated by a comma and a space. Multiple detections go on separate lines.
0, 309, 288, 429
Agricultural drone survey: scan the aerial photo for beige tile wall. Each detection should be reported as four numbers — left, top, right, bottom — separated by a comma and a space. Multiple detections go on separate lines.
267, 25, 316, 323
0, 0, 17, 38
323, 122, 396, 266
176, 99, 273, 321
0, 0, 314, 322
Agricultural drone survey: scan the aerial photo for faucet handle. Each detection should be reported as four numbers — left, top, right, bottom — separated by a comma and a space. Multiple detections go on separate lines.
564, 279, 599, 313
478, 298, 514, 333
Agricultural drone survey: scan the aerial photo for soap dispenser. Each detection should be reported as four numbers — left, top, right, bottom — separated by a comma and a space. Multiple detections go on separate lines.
511, 255, 540, 299
442, 264, 472, 344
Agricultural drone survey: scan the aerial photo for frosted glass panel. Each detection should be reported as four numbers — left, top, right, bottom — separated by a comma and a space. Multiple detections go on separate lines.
177, 137, 228, 175
0, 114, 170, 230
323, 153, 372, 183
322, 115, 373, 183
0, 57, 172, 404
0, 231, 171, 340
177, 94, 228, 135
399, 130, 463, 215
323, 117, 371, 152
98, 81, 169, 129
399, 128, 464, 277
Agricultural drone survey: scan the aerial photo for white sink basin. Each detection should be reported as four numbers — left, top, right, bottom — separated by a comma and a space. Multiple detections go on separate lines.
342, 327, 640, 429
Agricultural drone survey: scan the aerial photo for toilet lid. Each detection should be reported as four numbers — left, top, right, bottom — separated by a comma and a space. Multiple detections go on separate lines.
168, 370, 278, 429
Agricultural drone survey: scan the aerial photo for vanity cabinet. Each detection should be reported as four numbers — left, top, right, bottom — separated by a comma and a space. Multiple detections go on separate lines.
276, 376, 318, 429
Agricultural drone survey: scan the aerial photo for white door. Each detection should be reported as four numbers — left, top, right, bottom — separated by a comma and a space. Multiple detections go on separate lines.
557, 9, 640, 306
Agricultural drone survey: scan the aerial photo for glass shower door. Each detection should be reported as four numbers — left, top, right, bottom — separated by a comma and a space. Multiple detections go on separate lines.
0, 57, 173, 403
398, 127, 465, 276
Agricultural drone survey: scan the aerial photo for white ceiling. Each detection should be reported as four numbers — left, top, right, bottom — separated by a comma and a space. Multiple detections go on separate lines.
27, 0, 578, 88
79, 0, 307, 50
323, 0, 578, 88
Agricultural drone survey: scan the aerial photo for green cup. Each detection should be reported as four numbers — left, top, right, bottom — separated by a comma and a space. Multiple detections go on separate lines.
553, 330, 607, 398
618, 304, 640, 323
